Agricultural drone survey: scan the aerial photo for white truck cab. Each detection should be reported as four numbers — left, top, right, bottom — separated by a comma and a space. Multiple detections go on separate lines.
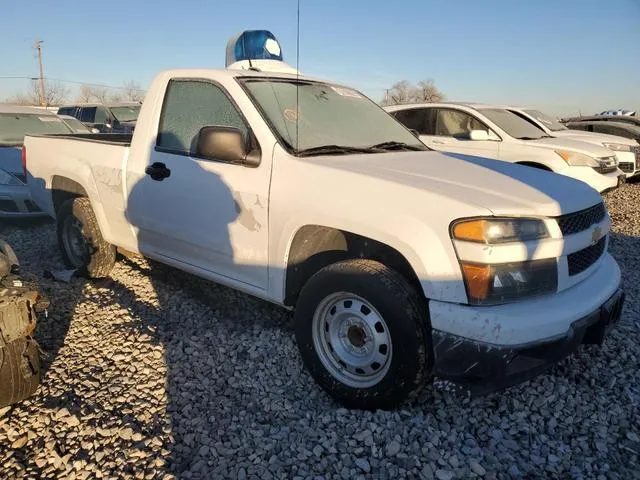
386, 103, 625, 193
505, 106, 640, 178
24, 32, 624, 409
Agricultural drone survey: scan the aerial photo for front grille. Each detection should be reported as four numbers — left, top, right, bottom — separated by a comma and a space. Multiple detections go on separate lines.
24, 200, 41, 213
593, 165, 618, 174
619, 162, 634, 173
0, 200, 19, 213
557, 203, 606, 236
632, 146, 640, 167
568, 237, 606, 276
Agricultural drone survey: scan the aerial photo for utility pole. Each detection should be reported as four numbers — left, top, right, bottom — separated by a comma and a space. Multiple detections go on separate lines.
34, 39, 46, 106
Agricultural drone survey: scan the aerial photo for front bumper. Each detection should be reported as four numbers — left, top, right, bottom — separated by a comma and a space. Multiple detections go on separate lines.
0, 184, 46, 218
432, 288, 624, 395
614, 151, 638, 178
556, 165, 622, 193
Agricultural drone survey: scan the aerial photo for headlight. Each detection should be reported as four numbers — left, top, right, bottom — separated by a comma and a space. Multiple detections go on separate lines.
451, 218, 548, 244
460, 259, 558, 305
0, 169, 23, 186
555, 150, 599, 167
602, 142, 631, 152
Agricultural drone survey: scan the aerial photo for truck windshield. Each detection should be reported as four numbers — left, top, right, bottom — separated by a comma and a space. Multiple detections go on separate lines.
241, 78, 427, 155
0, 113, 71, 145
110, 106, 140, 123
479, 108, 550, 140
523, 109, 568, 132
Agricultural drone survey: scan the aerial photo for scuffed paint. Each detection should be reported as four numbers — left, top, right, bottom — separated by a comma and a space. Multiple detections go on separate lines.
93, 165, 122, 194
234, 194, 262, 232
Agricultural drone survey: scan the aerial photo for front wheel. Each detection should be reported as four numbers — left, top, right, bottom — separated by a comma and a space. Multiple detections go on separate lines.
294, 259, 431, 410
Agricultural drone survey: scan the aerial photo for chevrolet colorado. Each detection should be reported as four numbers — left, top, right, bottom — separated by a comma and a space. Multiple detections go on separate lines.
23, 33, 624, 409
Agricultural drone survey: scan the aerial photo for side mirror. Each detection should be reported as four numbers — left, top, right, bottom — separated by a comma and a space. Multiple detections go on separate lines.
196, 126, 260, 166
468, 130, 490, 141
104, 123, 112, 130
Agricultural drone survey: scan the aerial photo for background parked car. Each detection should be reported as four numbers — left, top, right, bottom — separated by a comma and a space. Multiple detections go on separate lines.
598, 109, 636, 116
57, 102, 140, 133
58, 114, 99, 134
506, 107, 640, 178
0, 105, 72, 217
561, 114, 640, 129
385, 102, 624, 193
564, 120, 640, 145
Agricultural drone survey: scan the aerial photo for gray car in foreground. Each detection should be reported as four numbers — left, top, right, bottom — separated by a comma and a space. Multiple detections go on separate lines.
0, 105, 72, 218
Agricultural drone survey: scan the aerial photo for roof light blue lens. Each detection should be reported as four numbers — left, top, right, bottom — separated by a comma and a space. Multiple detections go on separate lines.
232, 30, 283, 63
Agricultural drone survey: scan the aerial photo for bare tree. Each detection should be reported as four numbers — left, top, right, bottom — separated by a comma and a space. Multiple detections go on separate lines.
110, 92, 123, 102
5, 80, 69, 106
380, 79, 445, 106
77, 84, 94, 103
91, 87, 109, 103
382, 81, 413, 106
123, 80, 145, 102
413, 79, 444, 103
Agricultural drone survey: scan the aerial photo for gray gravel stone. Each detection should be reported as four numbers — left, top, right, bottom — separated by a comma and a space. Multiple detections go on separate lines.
386, 440, 401, 457
469, 460, 486, 476
355, 458, 370, 473
435, 469, 454, 480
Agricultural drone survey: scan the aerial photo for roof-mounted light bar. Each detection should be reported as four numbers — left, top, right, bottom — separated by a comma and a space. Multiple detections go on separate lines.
225, 30, 299, 74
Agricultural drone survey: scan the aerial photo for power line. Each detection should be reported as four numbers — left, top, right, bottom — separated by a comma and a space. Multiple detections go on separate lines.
45, 78, 146, 91
0, 76, 145, 91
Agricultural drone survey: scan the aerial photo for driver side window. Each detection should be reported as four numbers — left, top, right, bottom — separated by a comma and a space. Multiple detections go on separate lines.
435, 108, 495, 139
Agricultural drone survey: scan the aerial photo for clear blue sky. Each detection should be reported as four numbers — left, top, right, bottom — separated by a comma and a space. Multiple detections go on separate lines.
1, 0, 639, 115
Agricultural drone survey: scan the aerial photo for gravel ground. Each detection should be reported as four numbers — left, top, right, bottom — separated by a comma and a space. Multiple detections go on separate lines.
1, 184, 639, 480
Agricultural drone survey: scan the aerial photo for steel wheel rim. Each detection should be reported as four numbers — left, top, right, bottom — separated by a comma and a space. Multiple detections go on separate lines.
62, 216, 89, 268
312, 292, 392, 388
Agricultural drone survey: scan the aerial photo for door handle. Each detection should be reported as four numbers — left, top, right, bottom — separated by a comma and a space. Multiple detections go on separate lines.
145, 162, 171, 181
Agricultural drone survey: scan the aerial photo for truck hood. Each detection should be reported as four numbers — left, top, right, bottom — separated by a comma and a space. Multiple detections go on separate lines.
314, 150, 602, 217
552, 129, 638, 146
521, 136, 615, 158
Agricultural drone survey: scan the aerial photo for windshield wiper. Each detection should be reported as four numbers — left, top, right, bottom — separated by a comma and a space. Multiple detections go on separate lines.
297, 145, 379, 157
368, 141, 426, 151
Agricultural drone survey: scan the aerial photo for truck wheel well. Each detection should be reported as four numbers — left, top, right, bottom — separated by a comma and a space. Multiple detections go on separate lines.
516, 161, 552, 171
52, 176, 88, 214
284, 225, 422, 306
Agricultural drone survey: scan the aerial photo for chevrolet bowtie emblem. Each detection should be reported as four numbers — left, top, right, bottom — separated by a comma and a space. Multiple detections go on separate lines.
592, 226, 603, 245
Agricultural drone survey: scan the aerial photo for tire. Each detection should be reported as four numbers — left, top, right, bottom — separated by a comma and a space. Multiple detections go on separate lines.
294, 259, 431, 410
0, 337, 40, 408
56, 197, 116, 278
0, 282, 42, 408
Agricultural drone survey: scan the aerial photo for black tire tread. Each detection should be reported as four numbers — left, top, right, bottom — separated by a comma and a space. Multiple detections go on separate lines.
57, 197, 116, 278
0, 337, 40, 408
294, 259, 431, 410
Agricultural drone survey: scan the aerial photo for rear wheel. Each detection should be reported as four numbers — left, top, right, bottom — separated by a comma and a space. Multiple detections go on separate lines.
57, 197, 116, 278
294, 259, 431, 410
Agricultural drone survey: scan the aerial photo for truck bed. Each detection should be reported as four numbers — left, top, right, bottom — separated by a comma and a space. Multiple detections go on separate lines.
28, 132, 133, 146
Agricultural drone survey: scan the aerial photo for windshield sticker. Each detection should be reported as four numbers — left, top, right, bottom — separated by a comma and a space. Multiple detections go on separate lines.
331, 86, 363, 99
39, 116, 62, 122
283, 108, 298, 121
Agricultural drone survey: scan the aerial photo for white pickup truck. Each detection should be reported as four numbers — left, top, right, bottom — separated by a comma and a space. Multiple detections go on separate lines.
24, 38, 624, 409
